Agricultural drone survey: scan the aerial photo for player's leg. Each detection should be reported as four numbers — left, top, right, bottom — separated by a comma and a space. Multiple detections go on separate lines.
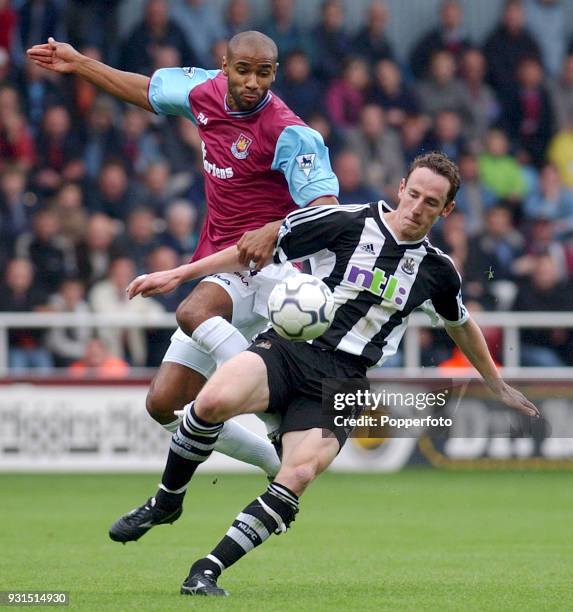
109, 351, 272, 543
181, 428, 340, 597
147, 277, 281, 471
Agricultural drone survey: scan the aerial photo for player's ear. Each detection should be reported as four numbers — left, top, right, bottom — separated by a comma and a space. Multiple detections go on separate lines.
222, 56, 229, 75
398, 178, 406, 198
441, 200, 455, 218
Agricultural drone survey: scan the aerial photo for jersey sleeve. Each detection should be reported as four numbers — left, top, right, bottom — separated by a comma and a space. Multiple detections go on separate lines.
273, 205, 366, 263
271, 125, 339, 207
430, 266, 469, 327
148, 67, 219, 122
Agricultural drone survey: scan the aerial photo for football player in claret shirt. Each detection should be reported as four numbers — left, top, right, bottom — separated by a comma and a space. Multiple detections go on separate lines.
28, 30, 339, 528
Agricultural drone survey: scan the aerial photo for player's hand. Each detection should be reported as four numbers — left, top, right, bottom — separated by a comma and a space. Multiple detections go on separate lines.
495, 383, 540, 418
237, 221, 281, 270
126, 270, 182, 299
27, 37, 81, 74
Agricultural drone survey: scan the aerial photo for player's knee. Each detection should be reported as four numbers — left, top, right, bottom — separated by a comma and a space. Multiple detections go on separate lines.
194, 387, 235, 423
145, 386, 176, 422
280, 461, 319, 492
176, 300, 200, 336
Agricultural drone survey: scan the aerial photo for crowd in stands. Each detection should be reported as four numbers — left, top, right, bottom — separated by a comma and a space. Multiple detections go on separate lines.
1, 0, 573, 372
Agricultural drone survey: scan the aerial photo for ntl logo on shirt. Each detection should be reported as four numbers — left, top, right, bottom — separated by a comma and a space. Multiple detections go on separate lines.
344, 265, 408, 306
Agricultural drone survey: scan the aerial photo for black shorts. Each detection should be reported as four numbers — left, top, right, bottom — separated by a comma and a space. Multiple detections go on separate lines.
248, 329, 369, 448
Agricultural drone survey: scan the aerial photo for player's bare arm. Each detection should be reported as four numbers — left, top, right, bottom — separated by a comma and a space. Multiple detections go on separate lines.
127, 245, 251, 299
445, 317, 540, 418
236, 195, 339, 267
27, 37, 152, 111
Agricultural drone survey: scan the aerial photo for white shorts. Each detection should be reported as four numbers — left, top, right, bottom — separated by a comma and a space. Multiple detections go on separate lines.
162, 262, 299, 378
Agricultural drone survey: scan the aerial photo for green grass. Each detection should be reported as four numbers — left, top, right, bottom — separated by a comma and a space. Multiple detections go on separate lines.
1, 470, 571, 611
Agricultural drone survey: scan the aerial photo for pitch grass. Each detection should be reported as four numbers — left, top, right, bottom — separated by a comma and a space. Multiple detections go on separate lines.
1, 471, 571, 612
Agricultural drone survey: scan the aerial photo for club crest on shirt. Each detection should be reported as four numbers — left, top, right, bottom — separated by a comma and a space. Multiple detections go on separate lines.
183, 66, 196, 78
401, 257, 416, 275
296, 153, 316, 177
231, 133, 253, 159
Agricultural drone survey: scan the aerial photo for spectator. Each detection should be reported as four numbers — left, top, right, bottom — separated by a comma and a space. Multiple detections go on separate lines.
119, 105, 162, 175
170, 0, 225, 67
75, 213, 124, 287
415, 49, 473, 121
523, 163, 573, 237
483, 0, 542, 106
308, 0, 351, 84
275, 50, 322, 121
119, 0, 194, 75
400, 113, 432, 166
87, 159, 138, 222
503, 56, 554, 166
478, 128, 527, 201
0, 0, 17, 57
368, 59, 420, 129
524, 0, 566, 77
14, 207, 76, 293
0, 164, 36, 252
344, 103, 405, 199
352, 0, 395, 67
325, 56, 370, 130
88, 256, 164, 366
140, 158, 182, 213
549, 52, 573, 131
455, 152, 497, 236
305, 111, 346, 160
68, 338, 129, 378
0, 106, 36, 171
81, 95, 122, 181
224, 0, 252, 39
426, 109, 466, 163
547, 113, 573, 188
33, 105, 84, 196
70, 46, 105, 120
160, 199, 199, 261
119, 206, 160, 274
259, 0, 306, 62
17, 60, 64, 132
409, 0, 471, 78
0, 258, 52, 371
46, 277, 93, 367
513, 254, 573, 366
333, 150, 381, 204
52, 181, 88, 246
14, 0, 64, 67
467, 205, 525, 284
458, 47, 501, 143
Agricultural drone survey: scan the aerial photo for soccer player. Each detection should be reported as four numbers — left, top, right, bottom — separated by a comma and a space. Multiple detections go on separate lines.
27, 32, 339, 483
127, 152, 540, 596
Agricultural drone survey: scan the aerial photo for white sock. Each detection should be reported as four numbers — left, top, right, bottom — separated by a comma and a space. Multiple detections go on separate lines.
256, 412, 281, 437
192, 316, 249, 367
216, 419, 280, 478
161, 416, 182, 434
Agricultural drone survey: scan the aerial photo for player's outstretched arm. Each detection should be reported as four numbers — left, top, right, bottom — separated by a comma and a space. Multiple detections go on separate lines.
445, 317, 540, 418
127, 244, 274, 299
27, 37, 152, 111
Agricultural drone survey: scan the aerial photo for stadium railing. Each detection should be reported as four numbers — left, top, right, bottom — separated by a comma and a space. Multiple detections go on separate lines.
0, 311, 572, 376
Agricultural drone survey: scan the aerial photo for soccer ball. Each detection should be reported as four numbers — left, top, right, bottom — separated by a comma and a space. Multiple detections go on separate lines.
267, 274, 335, 341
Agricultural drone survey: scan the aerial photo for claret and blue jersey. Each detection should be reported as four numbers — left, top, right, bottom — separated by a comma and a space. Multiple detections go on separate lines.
148, 67, 339, 261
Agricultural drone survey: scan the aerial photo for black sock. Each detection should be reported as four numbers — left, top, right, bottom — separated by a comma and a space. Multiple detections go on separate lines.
190, 482, 299, 578
156, 403, 222, 508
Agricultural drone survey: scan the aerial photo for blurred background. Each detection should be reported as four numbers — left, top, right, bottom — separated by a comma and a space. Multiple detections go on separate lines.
1, 0, 573, 471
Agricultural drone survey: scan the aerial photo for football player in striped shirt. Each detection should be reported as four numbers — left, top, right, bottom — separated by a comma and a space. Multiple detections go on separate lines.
126, 152, 539, 596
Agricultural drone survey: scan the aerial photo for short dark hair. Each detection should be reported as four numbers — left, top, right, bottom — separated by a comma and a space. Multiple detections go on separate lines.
405, 151, 461, 205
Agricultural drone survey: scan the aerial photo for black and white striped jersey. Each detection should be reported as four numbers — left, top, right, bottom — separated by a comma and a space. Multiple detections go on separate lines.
273, 201, 469, 366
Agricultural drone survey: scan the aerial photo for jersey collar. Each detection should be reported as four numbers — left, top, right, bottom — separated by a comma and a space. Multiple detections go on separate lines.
224, 92, 273, 117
